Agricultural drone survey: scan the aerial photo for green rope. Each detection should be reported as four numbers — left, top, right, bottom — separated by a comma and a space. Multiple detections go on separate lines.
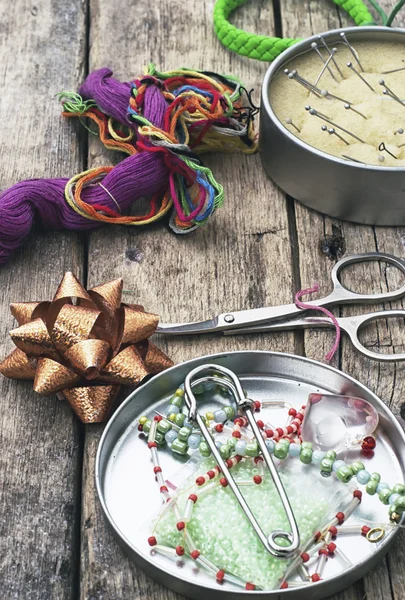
386, 0, 405, 26
213, 0, 378, 62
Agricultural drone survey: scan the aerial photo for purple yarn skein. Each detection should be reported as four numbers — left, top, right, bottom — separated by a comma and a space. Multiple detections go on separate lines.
0, 70, 169, 265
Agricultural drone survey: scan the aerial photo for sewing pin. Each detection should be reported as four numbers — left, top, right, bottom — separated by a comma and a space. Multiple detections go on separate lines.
340, 32, 364, 71
320, 89, 353, 104
318, 36, 344, 77
315, 51, 339, 86
379, 79, 405, 107
285, 69, 322, 97
382, 66, 405, 74
311, 42, 338, 81
306, 105, 366, 143
379, 142, 398, 159
321, 125, 350, 145
347, 62, 375, 92
341, 154, 367, 164
285, 117, 301, 133
344, 103, 367, 119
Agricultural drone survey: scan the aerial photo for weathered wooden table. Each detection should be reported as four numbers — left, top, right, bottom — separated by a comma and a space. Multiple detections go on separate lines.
1, 0, 405, 598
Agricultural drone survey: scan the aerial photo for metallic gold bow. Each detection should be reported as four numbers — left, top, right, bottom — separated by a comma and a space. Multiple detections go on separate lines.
0, 272, 173, 423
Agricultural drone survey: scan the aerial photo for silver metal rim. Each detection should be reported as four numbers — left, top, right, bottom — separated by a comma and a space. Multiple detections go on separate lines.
261, 25, 405, 172
95, 350, 404, 596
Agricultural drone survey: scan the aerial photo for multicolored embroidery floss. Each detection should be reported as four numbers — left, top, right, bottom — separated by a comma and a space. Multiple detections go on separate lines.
0, 65, 257, 265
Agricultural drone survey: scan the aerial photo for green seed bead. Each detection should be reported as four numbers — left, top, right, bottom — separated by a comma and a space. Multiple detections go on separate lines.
320, 458, 334, 476
228, 436, 237, 449
139, 416, 148, 425
278, 438, 290, 447
155, 431, 165, 445
142, 419, 151, 433
175, 388, 185, 397
395, 495, 405, 511
171, 438, 188, 455
300, 448, 313, 464
219, 444, 231, 460
389, 504, 401, 520
199, 441, 211, 457
366, 479, 378, 495
170, 396, 183, 408
274, 442, 289, 460
177, 426, 191, 442
245, 442, 260, 457
175, 413, 186, 427
370, 472, 381, 482
224, 406, 235, 419
157, 419, 172, 434
350, 461, 365, 475
336, 466, 353, 483
392, 483, 405, 495
379, 488, 392, 505
301, 442, 313, 451
325, 450, 337, 461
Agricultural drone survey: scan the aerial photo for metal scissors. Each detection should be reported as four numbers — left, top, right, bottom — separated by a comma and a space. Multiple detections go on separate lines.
157, 252, 405, 362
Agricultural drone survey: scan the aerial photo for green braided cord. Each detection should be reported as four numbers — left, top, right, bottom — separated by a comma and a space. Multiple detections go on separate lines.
213, 0, 376, 62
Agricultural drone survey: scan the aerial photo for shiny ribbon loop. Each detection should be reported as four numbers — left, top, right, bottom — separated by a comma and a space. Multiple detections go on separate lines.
0, 272, 173, 423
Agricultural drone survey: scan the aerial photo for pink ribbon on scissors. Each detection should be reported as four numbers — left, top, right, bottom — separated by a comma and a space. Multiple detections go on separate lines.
295, 283, 341, 362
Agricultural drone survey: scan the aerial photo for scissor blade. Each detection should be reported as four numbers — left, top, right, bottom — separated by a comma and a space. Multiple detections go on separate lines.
223, 316, 333, 335
157, 317, 220, 335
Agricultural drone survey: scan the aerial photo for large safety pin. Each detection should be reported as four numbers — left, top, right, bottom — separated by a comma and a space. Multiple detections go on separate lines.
184, 364, 300, 559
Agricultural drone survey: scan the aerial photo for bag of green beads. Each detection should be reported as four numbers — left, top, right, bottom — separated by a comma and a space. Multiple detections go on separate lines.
150, 455, 354, 590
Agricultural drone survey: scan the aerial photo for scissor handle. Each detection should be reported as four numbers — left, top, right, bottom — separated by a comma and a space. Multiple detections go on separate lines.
329, 252, 405, 304
340, 310, 405, 362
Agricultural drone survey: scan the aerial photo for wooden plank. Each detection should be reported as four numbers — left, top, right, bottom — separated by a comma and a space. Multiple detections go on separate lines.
0, 0, 86, 598
280, 2, 405, 600
81, 0, 297, 597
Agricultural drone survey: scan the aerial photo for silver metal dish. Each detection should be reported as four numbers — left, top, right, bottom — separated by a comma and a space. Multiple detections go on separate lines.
260, 26, 405, 225
96, 351, 405, 599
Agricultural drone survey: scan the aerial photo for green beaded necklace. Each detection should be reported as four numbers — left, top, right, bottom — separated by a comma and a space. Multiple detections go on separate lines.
139, 387, 405, 524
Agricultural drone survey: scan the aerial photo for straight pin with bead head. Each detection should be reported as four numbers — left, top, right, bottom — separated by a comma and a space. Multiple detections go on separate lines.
285, 69, 323, 97
347, 62, 375, 92
340, 32, 364, 71
379, 79, 405, 107
311, 42, 338, 81
306, 105, 366, 143
285, 117, 301, 133
319, 36, 343, 77
321, 125, 350, 145
320, 88, 354, 105
344, 103, 367, 120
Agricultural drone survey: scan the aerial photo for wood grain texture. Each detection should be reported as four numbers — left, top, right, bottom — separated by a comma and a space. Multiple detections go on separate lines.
0, 0, 86, 598
81, 0, 298, 598
280, 2, 405, 600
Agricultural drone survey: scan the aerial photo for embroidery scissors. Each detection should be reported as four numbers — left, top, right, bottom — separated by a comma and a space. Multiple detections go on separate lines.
157, 252, 405, 362
184, 364, 300, 558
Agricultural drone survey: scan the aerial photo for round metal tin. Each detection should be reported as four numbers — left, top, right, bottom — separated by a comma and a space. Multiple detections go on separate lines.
96, 351, 405, 599
260, 26, 405, 225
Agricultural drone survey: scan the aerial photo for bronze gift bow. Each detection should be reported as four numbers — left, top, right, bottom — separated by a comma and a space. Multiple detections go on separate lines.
0, 272, 173, 423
